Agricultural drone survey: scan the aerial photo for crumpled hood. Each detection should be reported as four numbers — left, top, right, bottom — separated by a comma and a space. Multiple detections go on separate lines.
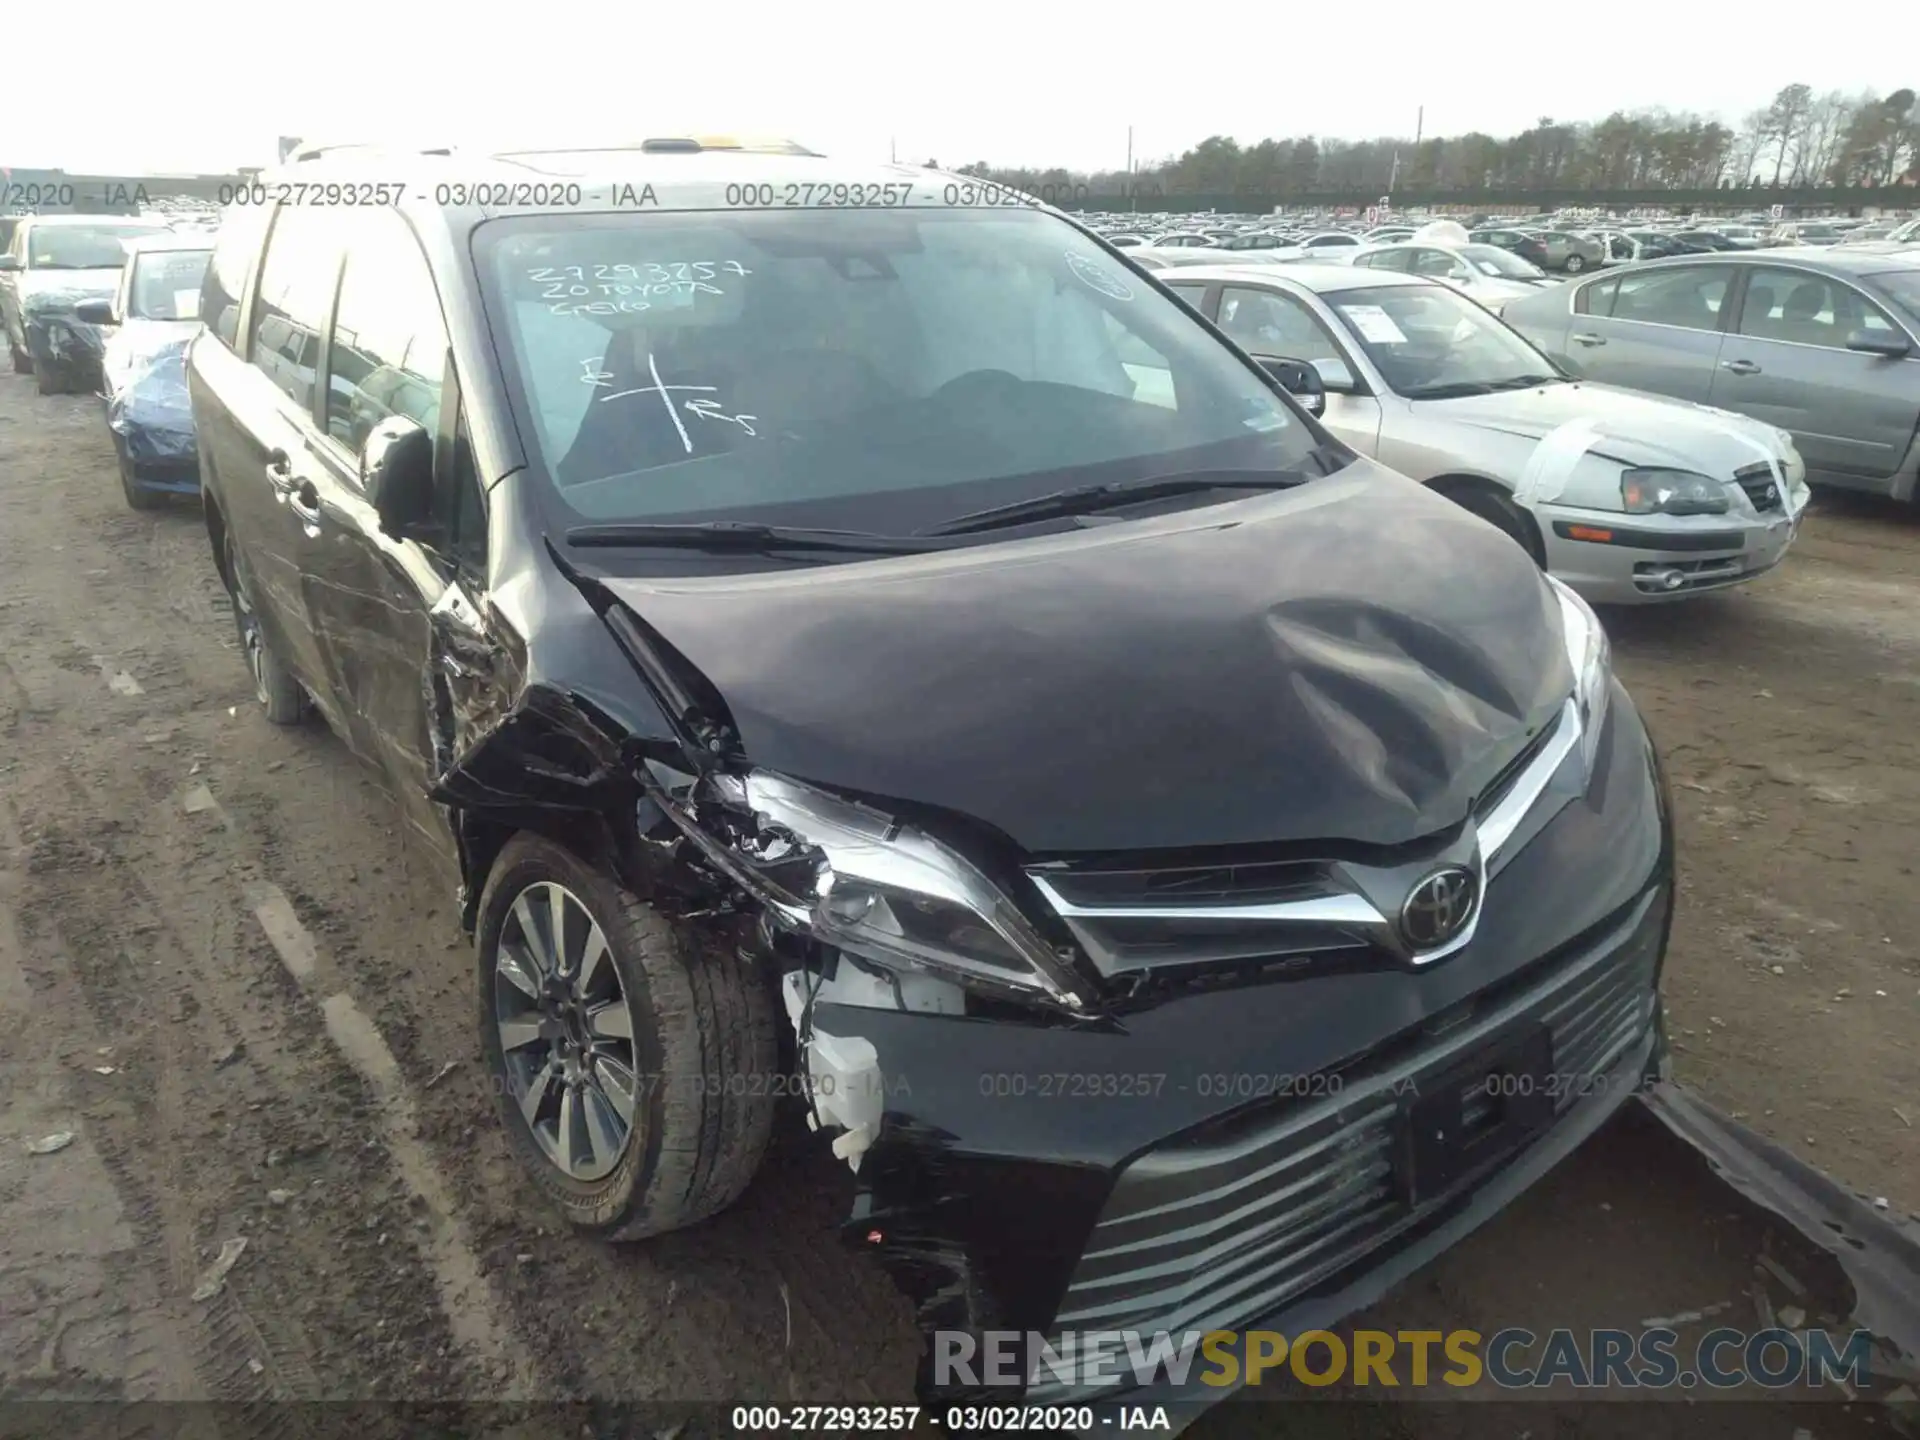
16, 269, 119, 312
594, 461, 1573, 855
1422, 380, 1794, 477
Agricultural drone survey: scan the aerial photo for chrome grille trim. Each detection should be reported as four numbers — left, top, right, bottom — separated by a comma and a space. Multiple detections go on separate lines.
1026, 891, 1662, 1396
1025, 699, 1580, 976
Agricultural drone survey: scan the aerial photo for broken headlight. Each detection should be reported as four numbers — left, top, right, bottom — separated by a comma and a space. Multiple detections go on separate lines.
1547, 574, 1611, 783
739, 772, 1093, 1011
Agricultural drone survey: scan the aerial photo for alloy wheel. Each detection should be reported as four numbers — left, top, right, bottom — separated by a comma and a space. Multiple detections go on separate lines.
224, 534, 272, 707
492, 881, 642, 1182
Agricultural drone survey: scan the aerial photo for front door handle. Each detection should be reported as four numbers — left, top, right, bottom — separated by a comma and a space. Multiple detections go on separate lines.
288, 481, 323, 528
1720, 358, 1761, 376
1571, 332, 1607, 347
265, 448, 295, 490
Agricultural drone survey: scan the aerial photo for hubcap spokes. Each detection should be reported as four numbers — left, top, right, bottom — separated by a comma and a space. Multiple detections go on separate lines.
493, 882, 640, 1182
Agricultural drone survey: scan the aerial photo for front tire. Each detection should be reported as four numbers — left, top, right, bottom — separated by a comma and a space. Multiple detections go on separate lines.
119, 449, 164, 510
1563, 253, 1587, 274
477, 834, 777, 1240
34, 361, 66, 396
1443, 483, 1546, 568
9, 342, 28, 375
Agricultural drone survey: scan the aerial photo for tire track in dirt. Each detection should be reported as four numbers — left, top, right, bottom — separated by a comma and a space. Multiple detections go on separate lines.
0, 377, 523, 1417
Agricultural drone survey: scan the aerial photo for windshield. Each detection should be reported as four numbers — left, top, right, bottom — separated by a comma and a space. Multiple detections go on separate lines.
28, 223, 169, 270
129, 249, 212, 320
1459, 244, 1545, 279
1871, 270, 1920, 324
1326, 284, 1559, 398
479, 207, 1319, 534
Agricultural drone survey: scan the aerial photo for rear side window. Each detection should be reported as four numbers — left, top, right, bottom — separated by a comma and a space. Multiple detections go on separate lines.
1576, 276, 1620, 316
249, 208, 344, 413
324, 211, 450, 454
1607, 266, 1728, 332
200, 203, 275, 351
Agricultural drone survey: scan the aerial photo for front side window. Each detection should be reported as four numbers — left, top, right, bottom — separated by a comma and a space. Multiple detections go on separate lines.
1218, 286, 1346, 370
129, 250, 212, 321
26, 222, 168, 270
1359, 249, 1413, 273
325, 211, 449, 453
1871, 269, 1920, 325
249, 208, 344, 411
1606, 266, 1728, 331
1736, 267, 1898, 349
478, 207, 1317, 533
1325, 284, 1559, 399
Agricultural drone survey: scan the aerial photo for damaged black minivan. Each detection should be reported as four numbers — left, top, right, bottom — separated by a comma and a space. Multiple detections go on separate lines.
187, 143, 1672, 1410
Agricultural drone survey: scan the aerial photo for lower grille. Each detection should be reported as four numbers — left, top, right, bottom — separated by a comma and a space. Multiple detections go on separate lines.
1030, 890, 1663, 1393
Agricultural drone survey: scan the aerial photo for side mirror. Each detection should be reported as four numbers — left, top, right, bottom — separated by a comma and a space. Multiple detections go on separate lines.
1258, 355, 1327, 416
1845, 330, 1911, 359
360, 415, 435, 538
0, 255, 19, 272
74, 298, 116, 326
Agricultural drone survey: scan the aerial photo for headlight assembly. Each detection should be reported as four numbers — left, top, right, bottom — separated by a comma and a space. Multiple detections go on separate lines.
735, 772, 1093, 1010
1620, 467, 1731, 516
1546, 575, 1611, 783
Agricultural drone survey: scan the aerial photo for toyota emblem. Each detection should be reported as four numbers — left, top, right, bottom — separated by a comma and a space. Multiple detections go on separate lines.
1400, 866, 1478, 951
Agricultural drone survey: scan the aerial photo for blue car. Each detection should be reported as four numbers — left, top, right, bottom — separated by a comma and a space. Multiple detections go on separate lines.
78, 236, 214, 508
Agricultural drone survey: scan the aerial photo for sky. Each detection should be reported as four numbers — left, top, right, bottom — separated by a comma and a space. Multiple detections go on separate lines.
8, 0, 1913, 176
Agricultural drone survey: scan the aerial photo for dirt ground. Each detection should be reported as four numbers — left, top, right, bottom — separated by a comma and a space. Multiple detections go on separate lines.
1, 368, 1914, 1438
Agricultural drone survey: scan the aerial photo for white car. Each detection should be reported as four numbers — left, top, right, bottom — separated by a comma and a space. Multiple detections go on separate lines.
1348, 241, 1559, 315
1155, 263, 1810, 604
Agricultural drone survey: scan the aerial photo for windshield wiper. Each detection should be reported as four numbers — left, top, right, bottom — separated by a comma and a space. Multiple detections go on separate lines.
563, 520, 940, 554
1484, 374, 1563, 391
1402, 380, 1498, 399
919, 468, 1310, 537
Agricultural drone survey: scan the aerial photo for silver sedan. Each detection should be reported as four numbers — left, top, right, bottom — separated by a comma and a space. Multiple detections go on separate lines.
1155, 263, 1810, 604
1498, 248, 1920, 504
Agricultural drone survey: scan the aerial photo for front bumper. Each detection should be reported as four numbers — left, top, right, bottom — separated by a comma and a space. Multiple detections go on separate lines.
828, 686, 1674, 1412
1540, 500, 1803, 604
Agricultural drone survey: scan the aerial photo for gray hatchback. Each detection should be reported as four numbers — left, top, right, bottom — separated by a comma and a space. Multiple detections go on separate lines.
1499, 249, 1920, 504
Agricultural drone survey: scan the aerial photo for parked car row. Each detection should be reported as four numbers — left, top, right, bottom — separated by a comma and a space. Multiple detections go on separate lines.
0, 212, 215, 507
0, 214, 178, 394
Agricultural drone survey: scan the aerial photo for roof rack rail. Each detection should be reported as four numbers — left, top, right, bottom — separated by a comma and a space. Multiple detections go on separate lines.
285, 142, 454, 163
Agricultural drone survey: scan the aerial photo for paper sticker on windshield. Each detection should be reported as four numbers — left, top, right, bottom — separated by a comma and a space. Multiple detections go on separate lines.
173, 290, 200, 319
1066, 251, 1133, 301
1343, 305, 1407, 345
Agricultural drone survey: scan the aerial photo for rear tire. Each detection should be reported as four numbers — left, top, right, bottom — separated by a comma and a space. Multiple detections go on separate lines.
477, 833, 777, 1240
9, 343, 28, 375
34, 362, 66, 396
1563, 253, 1587, 274
221, 530, 306, 724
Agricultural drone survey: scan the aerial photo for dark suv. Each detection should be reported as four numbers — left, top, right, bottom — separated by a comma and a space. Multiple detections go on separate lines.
188, 142, 1673, 1414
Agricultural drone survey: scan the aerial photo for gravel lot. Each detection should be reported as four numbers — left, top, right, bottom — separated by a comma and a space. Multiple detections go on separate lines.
1, 368, 1913, 1436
